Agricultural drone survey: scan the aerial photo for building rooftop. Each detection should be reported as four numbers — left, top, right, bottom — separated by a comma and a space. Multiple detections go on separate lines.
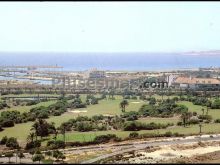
174, 77, 220, 84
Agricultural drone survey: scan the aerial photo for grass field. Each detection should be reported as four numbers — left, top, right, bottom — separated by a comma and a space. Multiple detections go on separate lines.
1, 94, 220, 144
138, 117, 179, 124
0, 100, 57, 114
177, 101, 220, 120
0, 94, 145, 141
52, 123, 220, 143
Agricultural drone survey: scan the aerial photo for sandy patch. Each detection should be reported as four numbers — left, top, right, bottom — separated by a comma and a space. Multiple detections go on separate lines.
113, 141, 220, 164
131, 102, 141, 104
103, 114, 114, 117
69, 110, 88, 113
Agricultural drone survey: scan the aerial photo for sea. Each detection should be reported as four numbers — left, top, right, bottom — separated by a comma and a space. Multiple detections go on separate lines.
0, 52, 220, 71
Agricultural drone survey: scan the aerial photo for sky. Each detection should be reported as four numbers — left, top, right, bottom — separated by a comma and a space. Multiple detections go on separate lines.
0, 2, 220, 53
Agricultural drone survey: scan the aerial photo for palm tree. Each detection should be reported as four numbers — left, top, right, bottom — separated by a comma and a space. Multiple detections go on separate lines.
206, 106, 209, 115
53, 150, 65, 162
31, 123, 38, 141
53, 130, 58, 141
180, 112, 191, 127
60, 125, 66, 145
50, 122, 58, 140
45, 151, 52, 159
18, 151, 25, 164
29, 150, 35, 159
27, 132, 35, 143
32, 119, 50, 140
199, 124, 202, 134
181, 113, 187, 127
120, 100, 129, 113
32, 150, 44, 164
32, 154, 44, 164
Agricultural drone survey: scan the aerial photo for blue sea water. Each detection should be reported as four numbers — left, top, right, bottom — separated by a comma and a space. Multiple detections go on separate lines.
0, 52, 220, 71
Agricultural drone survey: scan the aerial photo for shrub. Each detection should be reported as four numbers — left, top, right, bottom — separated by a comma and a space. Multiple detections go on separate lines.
198, 115, 212, 121
177, 121, 182, 126
131, 96, 137, 100
76, 121, 93, 132
0, 136, 8, 145
6, 137, 19, 149
123, 121, 171, 131
52, 111, 62, 116
188, 119, 200, 125
26, 100, 40, 106
121, 111, 139, 121
123, 95, 131, 99
93, 134, 121, 144
129, 132, 139, 139
164, 131, 172, 137
47, 140, 65, 149
215, 119, 220, 123
211, 99, 220, 109
91, 98, 98, 105
25, 140, 41, 150
1, 120, 14, 127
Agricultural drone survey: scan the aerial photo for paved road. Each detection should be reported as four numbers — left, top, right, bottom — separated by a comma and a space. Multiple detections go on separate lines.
81, 135, 220, 164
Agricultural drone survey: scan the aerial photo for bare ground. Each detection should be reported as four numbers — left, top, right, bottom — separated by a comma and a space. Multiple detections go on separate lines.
101, 140, 220, 164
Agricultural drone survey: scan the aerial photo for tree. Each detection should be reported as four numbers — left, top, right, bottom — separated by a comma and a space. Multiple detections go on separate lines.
32, 150, 44, 164
181, 112, 188, 127
160, 89, 164, 102
6, 137, 19, 149
206, 106, 209, 115
60, 154, 66, 163
0, 136, 8, 145
149, 97, 156, 105
29, 150, 35, 159
18, 151, 25, 164
129, 132, 139, 138
53, 130, 58, 141
45, 151, 52, 159
101, 93, 107, 100
5, 152, 13, 163
31, 122, 39, 141
60, 125, 66, 145
31, 119, 51, 139
53, 150, 65, 162
86, 99, 90, 105
180, 112, 192, 127
109, 90, 115, 99
120, 100, 129, 113
27, 132, 36, 143
199, 124, 202, 135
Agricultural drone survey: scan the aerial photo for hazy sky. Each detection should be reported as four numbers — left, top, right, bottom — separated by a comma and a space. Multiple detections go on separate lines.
0, 2, 220, 53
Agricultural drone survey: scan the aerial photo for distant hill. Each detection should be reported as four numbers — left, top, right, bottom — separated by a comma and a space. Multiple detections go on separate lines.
183, 50, 220, 55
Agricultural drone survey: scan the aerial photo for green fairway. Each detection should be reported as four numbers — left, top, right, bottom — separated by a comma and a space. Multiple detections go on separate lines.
161, 123, 220, 135
0, 95, 146, 141
178, 101, 220, 119
47, 96, 145, 127
52, 123, 220, 143
0, 100, 57, 114
138, 117, 179, 124
2, 95, 220, 144
0, 122, 32, 143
